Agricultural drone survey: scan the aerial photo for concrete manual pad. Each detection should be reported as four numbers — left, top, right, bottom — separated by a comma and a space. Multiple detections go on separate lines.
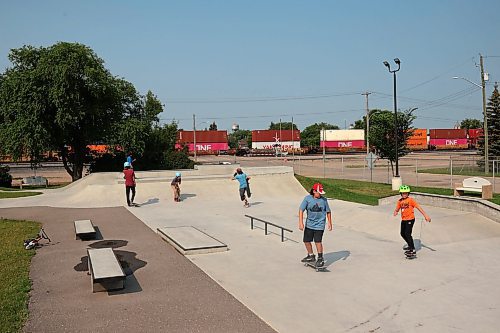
74, 219, 96, 239
157, 226, 227, 255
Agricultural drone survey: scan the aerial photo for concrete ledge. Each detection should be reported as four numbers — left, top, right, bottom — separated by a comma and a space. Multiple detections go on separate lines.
157, 226, 228, 255
379, 192, 500, 223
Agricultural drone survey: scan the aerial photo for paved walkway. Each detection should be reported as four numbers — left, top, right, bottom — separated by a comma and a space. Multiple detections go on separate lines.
0, 206, 275, 333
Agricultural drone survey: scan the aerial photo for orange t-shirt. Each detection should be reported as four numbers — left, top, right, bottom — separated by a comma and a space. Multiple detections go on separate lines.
396, 197, 420, 221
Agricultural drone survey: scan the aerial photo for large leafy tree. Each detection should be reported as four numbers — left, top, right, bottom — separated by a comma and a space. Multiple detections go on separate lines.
301, 122, 339, 147
460, 118, 482, 130
0, 42, 156, 181
228, 129, 252, 149
478, 83, 500, 167
369, 108, 416, 176
269, 121, 298, 130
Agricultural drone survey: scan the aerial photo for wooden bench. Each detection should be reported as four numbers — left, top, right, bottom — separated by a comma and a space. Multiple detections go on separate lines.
87, 248, 125, 292
74, 220, 97, 240
454, 177, 493, 199
20, 176, 48, 189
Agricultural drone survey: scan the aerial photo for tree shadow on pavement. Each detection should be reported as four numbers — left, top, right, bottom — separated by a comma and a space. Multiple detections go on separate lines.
323, 250, 350, 268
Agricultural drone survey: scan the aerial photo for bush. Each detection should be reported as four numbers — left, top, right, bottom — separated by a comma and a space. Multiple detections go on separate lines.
0, 165, 12, 187
163, 150, 195, 170
88, 152, 126, 173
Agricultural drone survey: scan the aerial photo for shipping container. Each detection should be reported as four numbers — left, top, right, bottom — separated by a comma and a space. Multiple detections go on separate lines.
429, 139, 468, 150
429, 129, 467, 140
251, 129, 301, 143
407, 129, 428, 150
252, 141, 300, 150
320, 129, 364, 141
177, 130, 228, 143
467, 128, 483, 149
176, 130, 228, 154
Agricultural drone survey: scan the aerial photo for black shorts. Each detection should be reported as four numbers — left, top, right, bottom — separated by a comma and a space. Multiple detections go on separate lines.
303, 227, 324, 243
239, 187, 248, 201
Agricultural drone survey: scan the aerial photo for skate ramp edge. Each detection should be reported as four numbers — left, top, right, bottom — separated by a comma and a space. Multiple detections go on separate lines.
157, 226, 228, 255
379, 192, 500, 223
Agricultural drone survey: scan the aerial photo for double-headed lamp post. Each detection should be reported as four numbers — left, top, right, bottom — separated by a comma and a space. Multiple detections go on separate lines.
383, 58, 401, 184
452, 76, 489, 173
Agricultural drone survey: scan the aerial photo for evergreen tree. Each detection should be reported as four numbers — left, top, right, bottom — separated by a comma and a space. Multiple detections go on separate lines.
478, 83, 500, 166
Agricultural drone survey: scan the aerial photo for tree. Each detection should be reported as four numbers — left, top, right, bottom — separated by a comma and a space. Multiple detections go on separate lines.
353, 120, 364, 130
369, 108, 416, 176
228, 129, 252, 149
268, 121, 298, 130
460, 118, 482, 130
0, 42, 159, 181
209, 121, 218, 131
478, 83, 500, 167
300, 122, 339, 147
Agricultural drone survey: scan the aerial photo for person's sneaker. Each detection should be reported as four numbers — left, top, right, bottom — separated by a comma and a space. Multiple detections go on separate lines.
405, 250, 416, 256
315, 258, 325, 268
403, 245, 410, 250
301, 254, 316, 263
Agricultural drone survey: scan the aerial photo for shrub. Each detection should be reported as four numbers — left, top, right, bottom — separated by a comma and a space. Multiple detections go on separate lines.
0, 165, 12, 187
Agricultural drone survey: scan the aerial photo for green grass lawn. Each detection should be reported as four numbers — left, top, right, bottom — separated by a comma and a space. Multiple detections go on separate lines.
0, 191, 41, 199
0, 219, 41, 333
295, 175, 453, 205
418, 167, 493, 177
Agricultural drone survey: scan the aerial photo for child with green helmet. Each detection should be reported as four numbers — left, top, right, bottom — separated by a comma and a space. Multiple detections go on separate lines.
393, 185, 431, 258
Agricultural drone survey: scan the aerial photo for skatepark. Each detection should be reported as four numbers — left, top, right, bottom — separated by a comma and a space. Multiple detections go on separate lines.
1, 165, 500, 332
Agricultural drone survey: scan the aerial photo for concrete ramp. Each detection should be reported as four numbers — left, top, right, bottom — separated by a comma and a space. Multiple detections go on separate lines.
157, 226, 228, 255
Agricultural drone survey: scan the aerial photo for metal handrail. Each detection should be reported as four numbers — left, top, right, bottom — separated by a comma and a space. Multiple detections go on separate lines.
244, 214, 293, 242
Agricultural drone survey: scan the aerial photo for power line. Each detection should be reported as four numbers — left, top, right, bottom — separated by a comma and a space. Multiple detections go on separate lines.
165, 92, 362, 104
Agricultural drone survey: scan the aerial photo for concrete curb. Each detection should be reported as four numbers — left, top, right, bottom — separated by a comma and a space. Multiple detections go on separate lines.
379, 192, 500, 223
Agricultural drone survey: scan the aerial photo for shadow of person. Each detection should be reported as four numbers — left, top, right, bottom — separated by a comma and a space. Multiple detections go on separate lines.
323, 250, 350, 267
180, 193, 196, 201
139, 198, 159, 206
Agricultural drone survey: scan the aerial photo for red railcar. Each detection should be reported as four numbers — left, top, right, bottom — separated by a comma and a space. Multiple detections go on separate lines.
429, 129, 468, 150
176, 130, 229, 155
468, 128, 483, 149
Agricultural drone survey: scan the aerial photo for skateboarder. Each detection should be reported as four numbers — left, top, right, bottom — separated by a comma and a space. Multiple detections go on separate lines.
232, 168, 251, 207
299, 183, 332, 268
393, 185, 431, 257
127, 151, 136, 169
171, 172, 182, 202
123, 162, 136, 206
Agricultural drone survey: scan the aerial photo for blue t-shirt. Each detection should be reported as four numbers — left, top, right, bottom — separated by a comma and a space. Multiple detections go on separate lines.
234, 173, 248, 189
299, 195, 331, 230
127, 155, 133, 166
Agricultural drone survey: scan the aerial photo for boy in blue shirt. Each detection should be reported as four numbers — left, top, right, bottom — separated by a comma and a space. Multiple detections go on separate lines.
299, 183, 332, 268
232, 168, 251, 207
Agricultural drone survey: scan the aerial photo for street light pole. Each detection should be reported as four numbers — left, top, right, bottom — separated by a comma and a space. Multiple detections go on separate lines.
362, 92, 371, 154
383, 58, 401, 178
480, 54, 489, 173
453, 56, 489, 174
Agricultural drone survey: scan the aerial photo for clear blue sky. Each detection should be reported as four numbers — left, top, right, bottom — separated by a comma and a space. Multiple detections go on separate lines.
2, 0, 500, 132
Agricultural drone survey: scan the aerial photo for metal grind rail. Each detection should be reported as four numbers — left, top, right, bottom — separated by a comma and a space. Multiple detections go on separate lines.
244, 215, 293, 242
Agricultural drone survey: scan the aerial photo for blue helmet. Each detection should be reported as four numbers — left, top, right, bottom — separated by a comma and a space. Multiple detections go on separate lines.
124, 162, 131, 168
175, 172, 181, 177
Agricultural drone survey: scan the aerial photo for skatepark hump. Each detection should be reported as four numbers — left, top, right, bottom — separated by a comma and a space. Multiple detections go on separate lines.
2, 164, 500, 332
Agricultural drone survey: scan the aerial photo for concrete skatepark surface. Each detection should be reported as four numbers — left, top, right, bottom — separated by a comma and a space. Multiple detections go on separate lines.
1, 165, 500, 332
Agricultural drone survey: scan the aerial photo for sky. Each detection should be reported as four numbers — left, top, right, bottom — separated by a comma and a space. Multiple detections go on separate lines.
1, 0, 500, 132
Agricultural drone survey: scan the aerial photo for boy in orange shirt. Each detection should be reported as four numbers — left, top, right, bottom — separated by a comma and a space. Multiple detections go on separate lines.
393, 185, 431, 257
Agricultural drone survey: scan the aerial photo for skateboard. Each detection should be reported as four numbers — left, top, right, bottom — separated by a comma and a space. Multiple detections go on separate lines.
405, 253, 417, 260
304, 261, 327, 272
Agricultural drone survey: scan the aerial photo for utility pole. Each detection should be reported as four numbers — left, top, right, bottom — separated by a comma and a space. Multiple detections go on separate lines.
480, 53, 489, 173
193, 114, 197, 162
362, 92, 371, 154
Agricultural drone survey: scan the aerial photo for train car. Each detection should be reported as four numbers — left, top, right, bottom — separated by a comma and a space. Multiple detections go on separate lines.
429, 129, 468, 150
176, 130, 229, 155
251, 129, 301, 151
468, 128, 483, 149
407, 128, 428, 150
319, 129, 365, 152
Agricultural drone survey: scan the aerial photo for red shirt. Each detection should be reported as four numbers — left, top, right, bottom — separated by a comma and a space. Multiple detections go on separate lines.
123, 169, 135, 186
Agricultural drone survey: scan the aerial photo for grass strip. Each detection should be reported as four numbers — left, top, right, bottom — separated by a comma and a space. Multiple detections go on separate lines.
0, 219, 41, 333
